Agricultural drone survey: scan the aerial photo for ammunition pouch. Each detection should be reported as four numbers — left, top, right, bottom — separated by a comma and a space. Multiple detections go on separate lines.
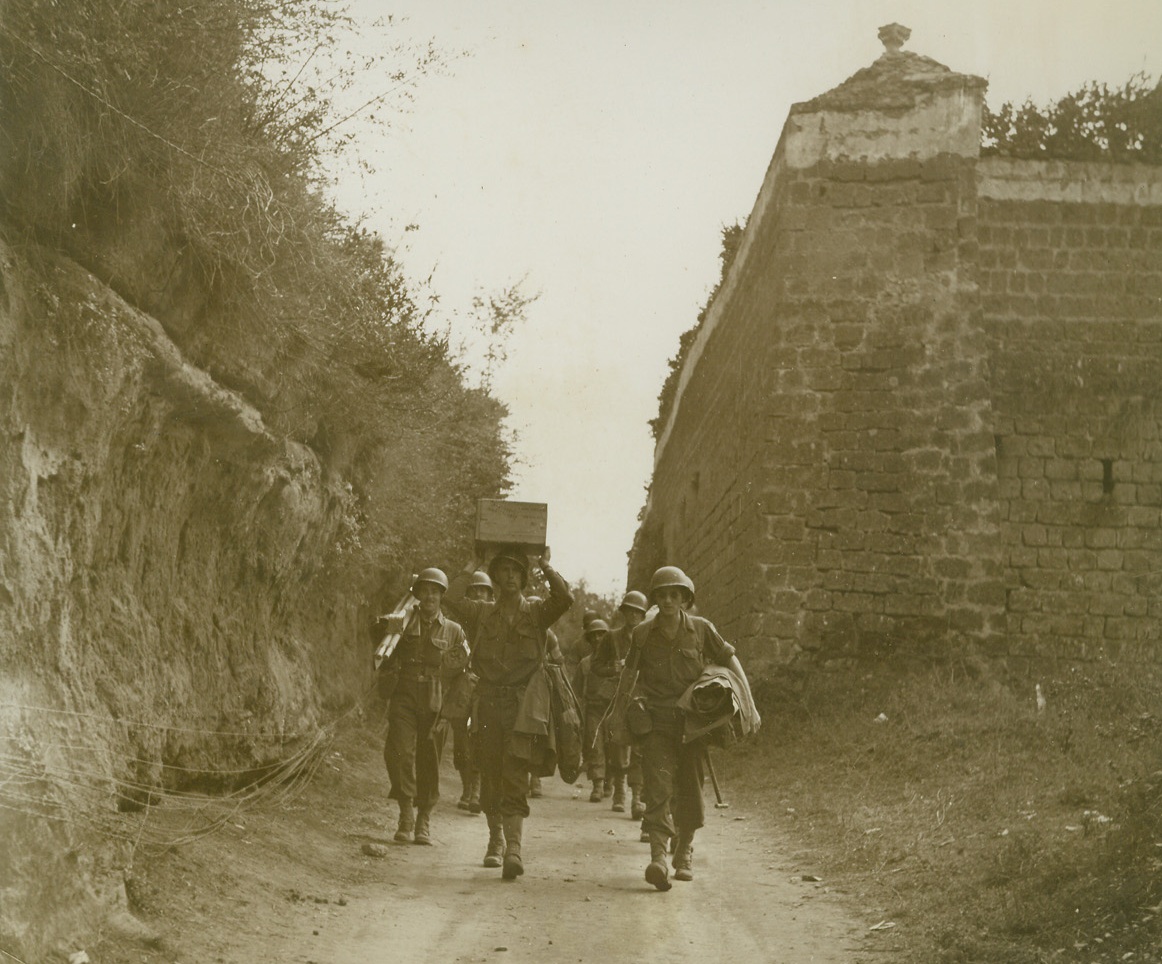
625, 697, 653, 737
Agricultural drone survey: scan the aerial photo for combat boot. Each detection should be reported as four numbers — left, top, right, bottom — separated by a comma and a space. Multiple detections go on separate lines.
394, 799, 415, 843
630, 785, 645, 820
413, 808, 433, 845
602, 779, 613, 799
529, 775, 543, 798
611, 776, 627, 813
502, 814, 524, 880
672, 830, 695, 881
645, 832, 672, 891
457, 770, 472, 810
483, 813, 505, 868
467, 772, 482, 814
589, 779, 604, 803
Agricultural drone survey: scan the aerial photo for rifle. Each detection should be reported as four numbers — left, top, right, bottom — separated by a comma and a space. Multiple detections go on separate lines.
704, 745, 729, 809
597, 637, 641, 747
373, 581, 419, 671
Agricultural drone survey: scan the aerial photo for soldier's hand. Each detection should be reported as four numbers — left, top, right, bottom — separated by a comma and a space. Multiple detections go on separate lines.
378, 613, 407, 635
539, 546, 552, 567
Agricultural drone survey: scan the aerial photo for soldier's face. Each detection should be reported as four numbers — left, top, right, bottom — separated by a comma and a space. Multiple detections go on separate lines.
622, 607, 645, 629
415, 583, 443, 618
492, 559, 524, 595
466, 586, 494, 603
654, 587, 686, 616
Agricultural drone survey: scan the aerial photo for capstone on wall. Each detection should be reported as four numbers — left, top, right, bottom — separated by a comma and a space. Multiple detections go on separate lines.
631, 33, 1162, 670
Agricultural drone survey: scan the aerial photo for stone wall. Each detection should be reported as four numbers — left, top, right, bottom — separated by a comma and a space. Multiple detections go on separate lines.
631, 29, 1162, 671
980, 159, 1162, 662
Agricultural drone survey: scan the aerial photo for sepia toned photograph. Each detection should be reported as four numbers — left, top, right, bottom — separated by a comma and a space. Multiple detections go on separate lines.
2, 1, 1161, 961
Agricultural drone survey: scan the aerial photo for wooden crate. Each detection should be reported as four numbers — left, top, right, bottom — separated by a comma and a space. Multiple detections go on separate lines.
475, 499, 548, 557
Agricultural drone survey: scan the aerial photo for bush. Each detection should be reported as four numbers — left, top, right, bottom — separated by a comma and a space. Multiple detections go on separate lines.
983, 72, 1162, 163
0, 0, 512, 585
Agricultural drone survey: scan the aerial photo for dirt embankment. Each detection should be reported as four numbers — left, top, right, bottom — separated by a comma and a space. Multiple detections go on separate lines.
0, 240, 378, 960
87, 721, 868, 964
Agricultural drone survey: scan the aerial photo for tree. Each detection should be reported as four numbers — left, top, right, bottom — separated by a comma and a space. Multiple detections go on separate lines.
982, 72, 1162, 163
465, 278, 541, 390
0, 0, 513, 584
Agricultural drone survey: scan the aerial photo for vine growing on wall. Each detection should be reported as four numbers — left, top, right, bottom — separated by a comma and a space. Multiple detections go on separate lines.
649, 220, 745, 441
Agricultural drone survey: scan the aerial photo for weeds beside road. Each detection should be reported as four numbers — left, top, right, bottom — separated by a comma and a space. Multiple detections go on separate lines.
737, 653, 1162, 962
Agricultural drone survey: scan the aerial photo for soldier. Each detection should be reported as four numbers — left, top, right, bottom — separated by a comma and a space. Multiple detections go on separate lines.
562, 610, 602, 673
575, 619, 630, 806
445, 545, 572, 879
378, 568, 470, 846
608, 590, 649, 825
529, 627, 564, 799
619, 566, 751, 891
448, 570, 494, 813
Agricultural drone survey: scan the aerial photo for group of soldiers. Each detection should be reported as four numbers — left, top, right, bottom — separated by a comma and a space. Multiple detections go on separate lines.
375, 545, 751, 892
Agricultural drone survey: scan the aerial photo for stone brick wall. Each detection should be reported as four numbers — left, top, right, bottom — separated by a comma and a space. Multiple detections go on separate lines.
980, 158, 1162, 662
631, 37, 1162, 670
628, 160, 787, 657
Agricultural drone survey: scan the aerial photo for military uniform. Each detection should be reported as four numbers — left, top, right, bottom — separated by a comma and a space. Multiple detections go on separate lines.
577, 629, 630, 804
529, 628, 564, 798
381, 610, 469, 837
630, 611, 735, 842
608, 624, 645, 817
446, 559, 572, 878
444, 666, 479, 811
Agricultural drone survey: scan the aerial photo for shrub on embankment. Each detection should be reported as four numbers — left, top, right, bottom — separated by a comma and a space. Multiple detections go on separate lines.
0, 3, 510, 957
735, 653, 1162, 962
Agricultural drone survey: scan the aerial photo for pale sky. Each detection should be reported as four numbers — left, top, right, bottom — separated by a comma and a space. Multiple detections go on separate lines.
331, 1, 1162, 595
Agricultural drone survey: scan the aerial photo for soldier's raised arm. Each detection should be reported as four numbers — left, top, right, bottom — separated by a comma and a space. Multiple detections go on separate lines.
534, 548, 573, 629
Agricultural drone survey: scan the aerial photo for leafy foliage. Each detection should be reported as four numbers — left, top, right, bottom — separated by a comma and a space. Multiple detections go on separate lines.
982, 72, 1162, 163
0, 0, 512, 585
450, 279, 540, 391
649, 221, 744, 440
0, 1, 437, 289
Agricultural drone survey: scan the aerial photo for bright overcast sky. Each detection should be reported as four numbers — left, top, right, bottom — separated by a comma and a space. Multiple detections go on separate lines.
331, 0, 1162, 596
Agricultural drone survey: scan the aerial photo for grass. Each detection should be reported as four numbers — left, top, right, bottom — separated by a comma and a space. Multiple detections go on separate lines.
729, 652, 1162, 962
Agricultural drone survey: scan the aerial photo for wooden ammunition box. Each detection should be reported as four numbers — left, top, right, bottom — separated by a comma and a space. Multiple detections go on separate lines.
475, 499, 548, 558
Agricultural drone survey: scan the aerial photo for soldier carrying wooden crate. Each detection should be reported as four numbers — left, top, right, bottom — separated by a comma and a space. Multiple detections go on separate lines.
445, 542, 573, 880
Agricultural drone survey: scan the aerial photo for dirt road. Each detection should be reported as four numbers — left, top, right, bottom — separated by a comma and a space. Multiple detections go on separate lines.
275, 784, 862, 962
109, 729, 868, 964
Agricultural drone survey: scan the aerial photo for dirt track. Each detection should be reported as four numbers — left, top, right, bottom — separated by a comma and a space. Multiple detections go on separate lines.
271, 766, 865, 962
108, 728, 868, 964
317, 779, 865, 964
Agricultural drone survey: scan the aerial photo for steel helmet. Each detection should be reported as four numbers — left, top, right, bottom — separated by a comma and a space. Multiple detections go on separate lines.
581, 610, 601, 629
469, 571, 494, 592
619, 590, 648, 613
487, 544, 529, 587
648, 566, 695, 605
411, 567, 449, 594
585, 618, 610, 636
